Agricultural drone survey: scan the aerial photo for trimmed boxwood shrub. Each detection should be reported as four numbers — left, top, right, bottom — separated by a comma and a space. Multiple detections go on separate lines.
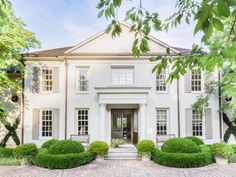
211, 143, 234, 159
230, 144, 236, 154
0, 147, 15, 158
35, 148, 94, 169
152, 145, 212, 168
41, 139, 59, 149
161, 138, 200, 153
136, 140, 155, 155
48, 140, 84, 155
13, 143, 38, 162
88, 141, 109, 157
185, 136, 204, 146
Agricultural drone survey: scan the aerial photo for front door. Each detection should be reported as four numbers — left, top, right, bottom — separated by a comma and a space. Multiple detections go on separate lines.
111, 110, 133, 144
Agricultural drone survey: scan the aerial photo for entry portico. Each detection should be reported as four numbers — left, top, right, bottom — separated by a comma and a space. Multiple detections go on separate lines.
95, 87, 151, 143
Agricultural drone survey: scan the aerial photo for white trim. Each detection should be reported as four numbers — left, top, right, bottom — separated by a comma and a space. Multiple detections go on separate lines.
75, 108, 89, 135
156, 108, 170, 135
41, 67, 54, 94
191, 109, 205, 139
190, 70, 205, 94
75, 66, 89, 93
39, 109, 53, 139
110, 66, 135, 86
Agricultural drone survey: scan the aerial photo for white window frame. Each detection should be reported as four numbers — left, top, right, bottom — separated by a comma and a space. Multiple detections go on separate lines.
39, 109, 53, 139
75, 108, 89, 135
111, 66, 134, 86
41, 68, 53, 93
75, 67, 89, 93
192, 110, 205, 139
191, 69, 204, 93
156, 69, 169, 93
156, 108, 169, 135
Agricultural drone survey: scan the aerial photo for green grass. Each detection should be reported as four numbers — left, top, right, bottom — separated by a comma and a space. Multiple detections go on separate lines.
0, 158, 20, 166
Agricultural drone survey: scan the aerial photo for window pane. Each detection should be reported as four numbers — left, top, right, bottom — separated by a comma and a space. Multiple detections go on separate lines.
191, 70, 202, 91
41, 110, 53, 137
77, 68, 88, 91
111, 68, 134, 85
42, 69, 53, 92
192, 110, 203, 136
77, 109, 88, 135
156, 109, 167, 135
156, 70, 167, 91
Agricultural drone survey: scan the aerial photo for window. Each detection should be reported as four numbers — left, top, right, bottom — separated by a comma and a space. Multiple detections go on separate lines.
156, 109, 168, 135
156, 70, 167, 91
41, 109, 53, 137
77, 109, 88, 135
192, 110, 203, 136
76, 68, 89, 92
111, 68, 134, 85
42, 69, 53, 92
191, 70, 202, 91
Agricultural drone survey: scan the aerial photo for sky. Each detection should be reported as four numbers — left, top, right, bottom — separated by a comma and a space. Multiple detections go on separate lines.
11, 0, 202, 51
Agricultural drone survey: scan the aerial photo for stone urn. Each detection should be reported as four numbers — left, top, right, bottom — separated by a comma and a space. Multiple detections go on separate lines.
215, 157, 229, 165
141, 155, 151, 162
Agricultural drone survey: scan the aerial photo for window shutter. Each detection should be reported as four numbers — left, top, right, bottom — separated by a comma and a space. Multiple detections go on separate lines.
205, 108, 213, 139
185, 108, 192, 136
185, 70, 191, 93
52, 67, 60, 93
52, 109, 60, 139
32, 67, 40, 93
32, 109, 39, 140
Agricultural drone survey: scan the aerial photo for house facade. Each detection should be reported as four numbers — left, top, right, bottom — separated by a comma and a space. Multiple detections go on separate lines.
22, 23, 222, 147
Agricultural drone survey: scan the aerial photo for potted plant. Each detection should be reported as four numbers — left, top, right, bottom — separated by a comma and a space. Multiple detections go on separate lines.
136, 140, 155, 161
110, 139, 124, 148
211, 143, 234, 165
88, 141, 109, 161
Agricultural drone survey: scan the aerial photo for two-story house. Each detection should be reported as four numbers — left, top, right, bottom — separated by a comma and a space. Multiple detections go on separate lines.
22, 22, 221, 146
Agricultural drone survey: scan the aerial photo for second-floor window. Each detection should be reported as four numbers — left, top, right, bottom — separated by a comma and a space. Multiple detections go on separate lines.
156, 70, 167, 91
42, 69, 53, 92
77, 68, 89, 92
191, 70, 202, 91
111, 67, 134, 85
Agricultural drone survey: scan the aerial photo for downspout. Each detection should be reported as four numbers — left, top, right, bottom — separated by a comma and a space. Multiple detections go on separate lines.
21, 56, 25, 144
64, 57, 68, 140
177, 79, 180, 137
218, 71, 223, 140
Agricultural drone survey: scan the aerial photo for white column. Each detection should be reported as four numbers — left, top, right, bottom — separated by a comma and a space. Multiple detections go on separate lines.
139, 104, 146, 140
99, 104, 106, 141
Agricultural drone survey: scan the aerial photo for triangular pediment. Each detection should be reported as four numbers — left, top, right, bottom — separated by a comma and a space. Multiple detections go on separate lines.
65, 22, 179, 55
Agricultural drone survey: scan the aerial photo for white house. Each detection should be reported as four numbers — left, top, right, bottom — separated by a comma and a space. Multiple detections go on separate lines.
21, 22, 222, 147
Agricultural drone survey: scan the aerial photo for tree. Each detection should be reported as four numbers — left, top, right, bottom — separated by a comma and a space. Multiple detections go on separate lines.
0, 0, 40, 146
96, 0, 236, 123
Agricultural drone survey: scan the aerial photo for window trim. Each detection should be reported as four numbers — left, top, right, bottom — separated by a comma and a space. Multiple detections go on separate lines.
75, 66, 89, 94
191, 70, 204, 93
75, 108, 89, 135
39, 109, 53, 140
156, 68, 169, 94
192, 109, 205, 139
110, 66, 135, 86
41, 67, 54, 94
156, 108, 169, 135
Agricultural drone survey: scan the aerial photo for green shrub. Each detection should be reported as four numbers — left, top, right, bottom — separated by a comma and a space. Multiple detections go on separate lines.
230, 154, 236, 163
0, 158, 20, 166
152, 145, 212, 168
35, 148, 94, 169
230, 144, 236, 153
0, 147, 15, 158
41, 139, 59, 149
185, 136, 204, 146
88, 141, 109, 157
161, 138, 200, 154
13, 143, 38, 162
111, 139, 124, 148
48, 140, 84, 155
136, 140, 155, 156
211, 143, 234, 159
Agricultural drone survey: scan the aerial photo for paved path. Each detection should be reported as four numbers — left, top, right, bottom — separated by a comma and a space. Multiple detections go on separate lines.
0, 160, 236, 177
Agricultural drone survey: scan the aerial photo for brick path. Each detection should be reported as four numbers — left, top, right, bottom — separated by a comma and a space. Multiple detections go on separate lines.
0, 160, 236, 177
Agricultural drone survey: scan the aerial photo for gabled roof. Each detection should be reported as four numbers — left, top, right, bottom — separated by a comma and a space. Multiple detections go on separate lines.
25, 22, 191, 58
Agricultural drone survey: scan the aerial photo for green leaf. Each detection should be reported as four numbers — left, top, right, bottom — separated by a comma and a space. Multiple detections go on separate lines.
97, 9, 104, 18
218, 0, 230, 17
110, 3, 115, 17
213, 18, 224, 31
226, 0, 236, 6
166, 48, 170, 55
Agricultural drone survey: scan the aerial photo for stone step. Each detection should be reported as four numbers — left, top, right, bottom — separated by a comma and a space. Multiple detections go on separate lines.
105, 145, 139, 160
107, 152, 138, 156
105, 156, 140, 160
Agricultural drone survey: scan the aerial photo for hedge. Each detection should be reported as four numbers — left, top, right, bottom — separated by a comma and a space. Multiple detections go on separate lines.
41, 139, 59, 149
231, 144, 236, 154
13, 143, 38, 162
161, 138, 200, 154
34, 148, 94, 169
0, 147, 15, 158
48, 140, 84, 155
152, 145, 212, 168
185, 136, 204, 146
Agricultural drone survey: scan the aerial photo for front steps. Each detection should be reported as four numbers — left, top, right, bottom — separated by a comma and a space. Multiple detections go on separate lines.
105, 144, 140, 160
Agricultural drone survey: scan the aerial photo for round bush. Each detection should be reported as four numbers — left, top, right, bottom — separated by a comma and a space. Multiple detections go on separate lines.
230, 144, 236, 153
48, 140, 84, 155
41, 139, 59, 149
211, 143, 234, 159
161, 138, 200, 154
14, 143, 38, 162
152, 145, 212, 168
35, 148, 94, 169
136, 140, 155, 155
88, 141, 109, 157
185, 136, 204, 146
0, 147, 15, 158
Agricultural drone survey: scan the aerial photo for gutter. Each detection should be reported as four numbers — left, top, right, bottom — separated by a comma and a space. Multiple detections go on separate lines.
177, 80, 180, 137
64, 57, 68, 139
